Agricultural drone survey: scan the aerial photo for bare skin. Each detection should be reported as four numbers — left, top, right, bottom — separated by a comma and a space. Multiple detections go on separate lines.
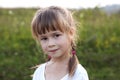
45, 52, 71, 80
39, 30, 73, 80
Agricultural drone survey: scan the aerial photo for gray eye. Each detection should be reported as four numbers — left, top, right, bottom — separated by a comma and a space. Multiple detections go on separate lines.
41, 37, 48, 40
54, 34, 61, 38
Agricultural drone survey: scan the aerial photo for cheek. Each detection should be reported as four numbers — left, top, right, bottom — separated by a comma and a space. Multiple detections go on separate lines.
57, 37, 71, 48
40, 42, 47, 51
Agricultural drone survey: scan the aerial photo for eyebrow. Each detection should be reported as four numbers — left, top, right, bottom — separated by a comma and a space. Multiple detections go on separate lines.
40, 31, 62, 37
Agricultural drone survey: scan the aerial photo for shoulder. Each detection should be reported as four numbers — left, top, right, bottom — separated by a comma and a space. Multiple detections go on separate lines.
76, 64, 88, 74
33, 63, 45, 74
72, 64, 89, 80
32, 63, 46, 80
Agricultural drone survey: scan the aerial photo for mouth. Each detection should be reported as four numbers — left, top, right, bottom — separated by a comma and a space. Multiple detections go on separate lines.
49, 49, 59, 52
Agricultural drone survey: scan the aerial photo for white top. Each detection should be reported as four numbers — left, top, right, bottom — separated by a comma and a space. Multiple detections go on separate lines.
33, 63, 89, 80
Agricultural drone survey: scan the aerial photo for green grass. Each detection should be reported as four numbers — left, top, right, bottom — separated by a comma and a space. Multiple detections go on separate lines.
0, 8, 120, 80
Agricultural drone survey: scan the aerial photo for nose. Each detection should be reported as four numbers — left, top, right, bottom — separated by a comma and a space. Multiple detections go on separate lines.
47, 38, 55, 48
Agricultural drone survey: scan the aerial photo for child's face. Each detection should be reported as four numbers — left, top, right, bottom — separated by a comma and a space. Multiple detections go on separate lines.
38, 30, 72, 58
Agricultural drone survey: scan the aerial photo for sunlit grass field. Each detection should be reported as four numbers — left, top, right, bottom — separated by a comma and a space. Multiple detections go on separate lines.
0, 8, 120, 80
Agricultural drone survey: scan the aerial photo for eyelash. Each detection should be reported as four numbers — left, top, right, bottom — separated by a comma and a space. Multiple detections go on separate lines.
40, 34, 61, 41
54, 34, 61, 38
41, 37, 48, 40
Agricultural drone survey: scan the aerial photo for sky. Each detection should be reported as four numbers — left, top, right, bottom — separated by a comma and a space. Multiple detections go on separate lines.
0, 0, 120, 9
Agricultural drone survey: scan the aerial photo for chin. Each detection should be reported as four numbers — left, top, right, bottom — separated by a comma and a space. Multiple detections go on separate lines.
51, 54, 62, 58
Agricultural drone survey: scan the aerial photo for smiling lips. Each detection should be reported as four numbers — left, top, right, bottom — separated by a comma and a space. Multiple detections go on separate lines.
49, 49, 59, 52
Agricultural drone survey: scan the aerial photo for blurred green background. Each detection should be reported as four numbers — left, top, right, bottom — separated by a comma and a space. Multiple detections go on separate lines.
0, 7, 120, 80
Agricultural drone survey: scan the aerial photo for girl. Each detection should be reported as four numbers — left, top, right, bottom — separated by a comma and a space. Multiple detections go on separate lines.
31, 6, 89, 80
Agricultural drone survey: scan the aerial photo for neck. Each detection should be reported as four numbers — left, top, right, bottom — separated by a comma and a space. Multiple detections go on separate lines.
50, 53, 71, 65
